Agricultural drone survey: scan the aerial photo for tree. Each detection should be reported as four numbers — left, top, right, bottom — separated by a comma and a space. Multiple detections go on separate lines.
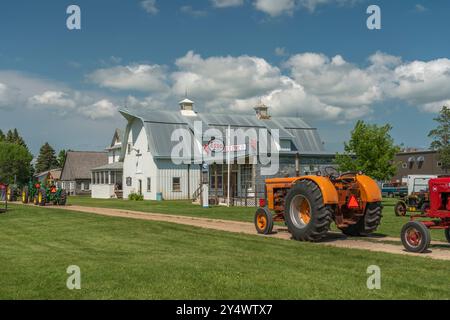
428, 106, 450, 173
335, 120, 400, 181
3, 128, 28, 149
0, 129, 4, 142
0, 142, 33, 185
35, 142, 59, 173
57, 149, 67, 168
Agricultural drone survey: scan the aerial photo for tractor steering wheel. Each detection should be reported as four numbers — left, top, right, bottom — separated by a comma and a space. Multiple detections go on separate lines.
324, 166, 340, 179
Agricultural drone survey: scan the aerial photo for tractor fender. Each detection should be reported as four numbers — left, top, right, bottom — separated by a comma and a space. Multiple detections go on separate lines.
292, 176, 339, 204
355, 175, 382, 202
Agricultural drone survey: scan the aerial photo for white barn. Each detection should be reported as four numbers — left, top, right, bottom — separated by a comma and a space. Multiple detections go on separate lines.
118, 99, 335, 202
91, 129, 124, 199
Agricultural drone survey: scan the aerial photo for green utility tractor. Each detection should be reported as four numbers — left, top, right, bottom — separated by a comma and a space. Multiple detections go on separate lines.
22, 181, 67, 206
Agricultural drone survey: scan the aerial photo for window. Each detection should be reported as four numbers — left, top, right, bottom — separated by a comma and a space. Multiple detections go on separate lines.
100, 172, 104, 184
172, 177, 181, 192
402, 162, 407, 169
210, 175, 223, 190
126, 177, 132, 187
147, 178, 151, 192
437, 161, 442, 167
127, 143, 132, 155
111, 172, 116, 184
84, 182, 90, 191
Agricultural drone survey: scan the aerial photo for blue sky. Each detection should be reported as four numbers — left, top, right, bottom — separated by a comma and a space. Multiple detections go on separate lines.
0, 0, 449, 155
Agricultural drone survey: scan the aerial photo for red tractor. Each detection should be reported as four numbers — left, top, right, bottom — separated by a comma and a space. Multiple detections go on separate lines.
401, 176, 450, 252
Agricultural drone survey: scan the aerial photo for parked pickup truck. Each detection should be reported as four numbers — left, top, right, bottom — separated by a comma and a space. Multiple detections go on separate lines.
381, 183, 408, 198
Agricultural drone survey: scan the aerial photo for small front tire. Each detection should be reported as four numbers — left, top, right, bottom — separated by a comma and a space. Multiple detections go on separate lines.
401, 221, 431, 253
254, 207, 273, 235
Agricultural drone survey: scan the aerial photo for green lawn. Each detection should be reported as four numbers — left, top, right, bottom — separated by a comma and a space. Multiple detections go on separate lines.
67, 196, 448, 242
0, 204, 449, 299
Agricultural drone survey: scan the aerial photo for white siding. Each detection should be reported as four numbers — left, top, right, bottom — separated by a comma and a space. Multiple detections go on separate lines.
155, 160, 201, 200
92, 184, 115, 199
123, 119, 159, 200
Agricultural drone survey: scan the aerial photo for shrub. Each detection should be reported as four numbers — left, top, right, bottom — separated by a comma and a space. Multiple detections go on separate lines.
128, 192, 144, 201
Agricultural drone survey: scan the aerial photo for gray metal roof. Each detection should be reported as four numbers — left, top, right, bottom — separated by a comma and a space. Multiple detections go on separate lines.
119, 109, 327, 159
92, 161, 123, 171
60, 151, 108, 180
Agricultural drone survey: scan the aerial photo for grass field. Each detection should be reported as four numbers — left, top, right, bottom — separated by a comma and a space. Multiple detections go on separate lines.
68, 196, 448, 242
0, 204, 449, 299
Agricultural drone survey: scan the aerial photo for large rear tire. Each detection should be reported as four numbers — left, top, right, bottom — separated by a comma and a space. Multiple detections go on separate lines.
342, 202, 383, 236
445, 228, 450, 243
254, 207, 273, 235
22, 187, 29, 204
284, 180, 333, 242
58, 190, 67, 206
36, 189, 46, 206
401, 221, 431, 253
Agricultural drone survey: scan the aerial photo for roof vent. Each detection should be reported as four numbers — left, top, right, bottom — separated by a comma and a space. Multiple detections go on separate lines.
179, 98, 197, 117
179, 98, 194, 111
254, 101, 271, 120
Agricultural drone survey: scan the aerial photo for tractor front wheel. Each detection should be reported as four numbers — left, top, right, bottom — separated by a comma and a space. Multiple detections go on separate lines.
254, 207, 273, 235
58, 190, 67, 206
284, 180, 333, 242
395, 201, 407, 216
401, 221, 431, 253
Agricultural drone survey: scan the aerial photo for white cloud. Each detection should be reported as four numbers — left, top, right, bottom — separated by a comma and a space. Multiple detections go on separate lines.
28, 91, 76, 109
253, 0, 359, 16
79, 99, 118, 120
172, 51, 283, 100
180, 6, 208, 17
141, 0, 158, 15
0, 83, 16, 109
415, 4, 427, 12
285, 52, 381, 109
388, 58, 450, 109
211, 0, 245, 8
88, 64, 169, 92
275, 47, 288, 57
254, 0, 296, 17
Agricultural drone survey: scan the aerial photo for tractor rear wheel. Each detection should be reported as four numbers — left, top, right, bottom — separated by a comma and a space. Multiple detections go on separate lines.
22, 187, 29, 204
401, 221, 431, 253
341, 202, 383, 236
254, 207, 273, 235
36, 189, 46, 206
58, 190, 67, 206
445, 228, 450, 243
6, 187, 13, 202
395, 201, 407, 216
284, 180, 333, 242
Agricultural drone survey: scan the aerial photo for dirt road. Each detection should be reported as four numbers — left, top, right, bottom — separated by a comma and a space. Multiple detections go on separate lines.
19, 203, 450, 261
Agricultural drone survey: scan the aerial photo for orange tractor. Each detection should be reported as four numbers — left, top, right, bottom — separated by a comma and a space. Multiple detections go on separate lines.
255, 169, 383, 241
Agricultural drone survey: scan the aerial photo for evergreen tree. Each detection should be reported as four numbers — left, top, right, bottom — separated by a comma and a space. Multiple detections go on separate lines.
12, 128, 27, 149
428, 106, 450, 173
57, 149, 67, 168
0, 129, 4, 142
35, 142, 59, 173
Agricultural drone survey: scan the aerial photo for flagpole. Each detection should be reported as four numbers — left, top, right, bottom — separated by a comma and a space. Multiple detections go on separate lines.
227, 125, 231, 207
